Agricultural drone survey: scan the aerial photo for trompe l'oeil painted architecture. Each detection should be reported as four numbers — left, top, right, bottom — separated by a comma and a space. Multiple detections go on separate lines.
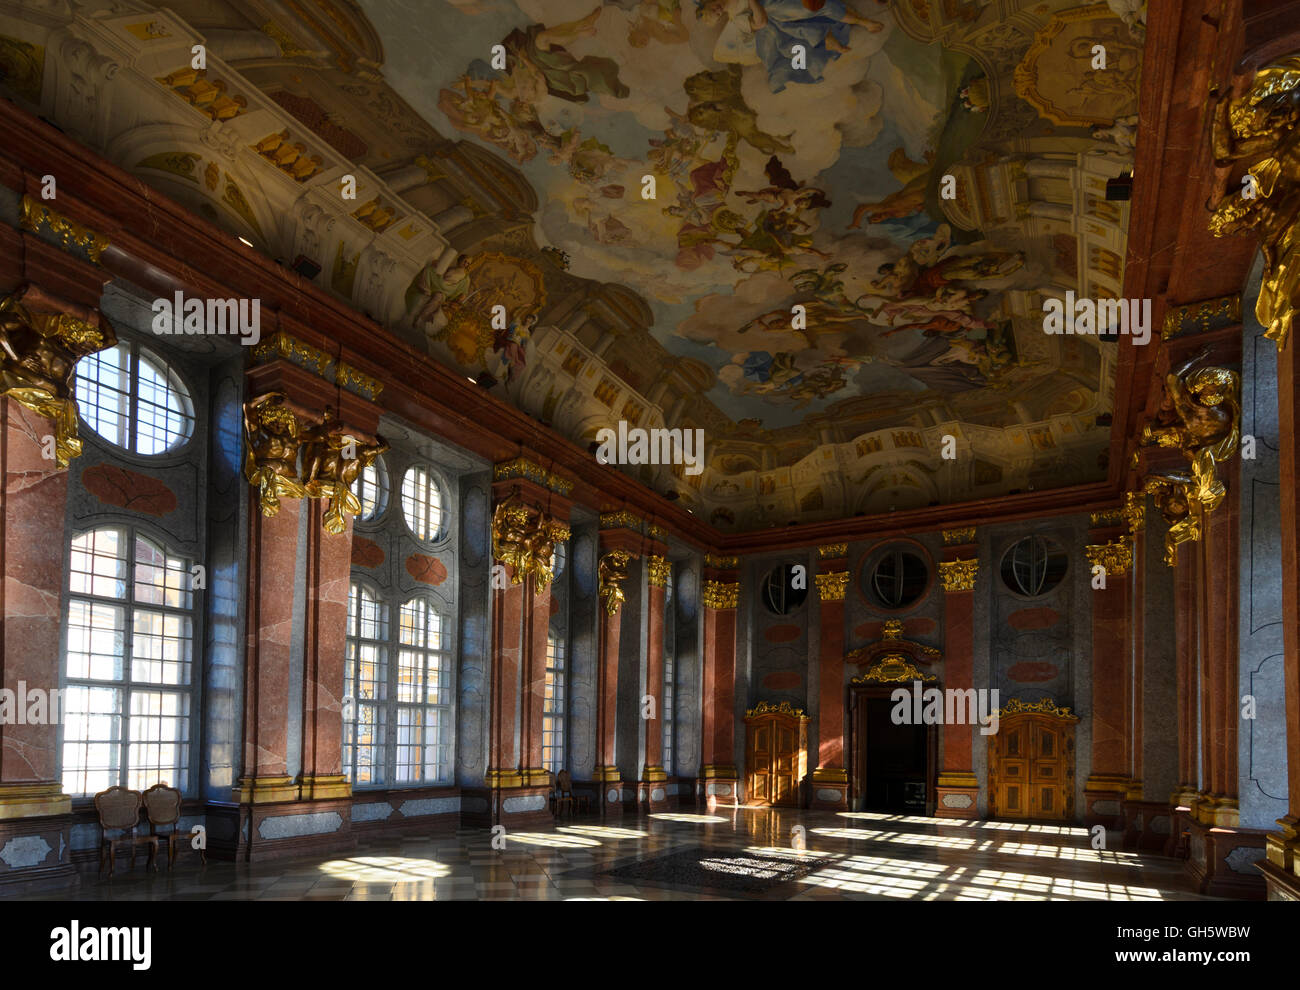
0, 0, 1296, 904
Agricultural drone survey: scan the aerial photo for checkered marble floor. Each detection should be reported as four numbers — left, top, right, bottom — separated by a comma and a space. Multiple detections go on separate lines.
10, 808, 1217, 901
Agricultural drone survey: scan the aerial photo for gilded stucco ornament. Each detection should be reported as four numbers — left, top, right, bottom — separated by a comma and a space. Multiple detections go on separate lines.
1084, 537, 1132, 576
0, 286, 115, 467
1208, 56, 1300, 350
647, 554, 671, 589
994, 697, 1077, 720
702, 579, 740, 609
745, 701, 807, 719
299, 408, 388, 535
491, 491, 569, 592
1140, 349, 1240, 565
243, 392, 308, 515
1122, 490, 1146, 535
851, 653, 936, 684
814, 570, 849, 601
598, 548, 632, 616
938, 557, 978, 591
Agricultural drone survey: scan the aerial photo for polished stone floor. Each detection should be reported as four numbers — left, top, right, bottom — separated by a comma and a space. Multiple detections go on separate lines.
12, 807, 1216, 901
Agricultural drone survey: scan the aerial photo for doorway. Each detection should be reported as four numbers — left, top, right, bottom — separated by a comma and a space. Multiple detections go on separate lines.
849, 685, 936, 815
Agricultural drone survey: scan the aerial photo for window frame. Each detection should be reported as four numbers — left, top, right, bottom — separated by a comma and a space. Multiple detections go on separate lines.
74, 339, 197, 459
398, 462, 448, 545
542, 630, 566, 775
58, 522, 200, 798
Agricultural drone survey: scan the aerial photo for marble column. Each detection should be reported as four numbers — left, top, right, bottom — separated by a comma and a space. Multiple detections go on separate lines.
1083, 523, 1132, 829
297, 499, 353, 800
594, 529, 639, 817
699, 555, 740, 805
936, 536, 980, 819
810, 545, 849, 810
1264, 306, 1300, 899
519, 498, 570, 790
640, 553, 671, 812
0, 274, 114, 890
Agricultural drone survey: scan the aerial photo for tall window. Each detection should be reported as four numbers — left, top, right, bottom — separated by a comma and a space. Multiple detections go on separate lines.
62, 525, 195, 795
344, 583, 453, 785
663, 575, 675, 774
400, 465, 444, 541
543, 632, 565, 773
343, 582, 387, 784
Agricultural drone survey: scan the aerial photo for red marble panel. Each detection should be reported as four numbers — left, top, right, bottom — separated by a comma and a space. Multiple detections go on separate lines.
0, 401, 68, 784
302, 506, 351, 781
350, 535, 384, 568
80, 464, 176, 517
1007, 606, 1061, 631
1007, 661, 1059, 682
405, 554, 447, 585
764, 623, 801, 643
763, 671, 802, 691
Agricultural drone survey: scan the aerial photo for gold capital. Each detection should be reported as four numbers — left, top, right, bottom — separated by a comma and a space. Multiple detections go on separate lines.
814, 570, 849, 601
938, 558, 978, 592
647, 554, 671, 589
702, 579, 739, 610
1085, 536, 1132, 576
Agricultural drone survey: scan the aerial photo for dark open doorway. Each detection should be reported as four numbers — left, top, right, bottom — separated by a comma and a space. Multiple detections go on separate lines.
849, 684, 936, 815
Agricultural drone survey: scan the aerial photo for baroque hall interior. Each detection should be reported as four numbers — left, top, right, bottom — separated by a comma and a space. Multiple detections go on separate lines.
0, 0, 1297, 906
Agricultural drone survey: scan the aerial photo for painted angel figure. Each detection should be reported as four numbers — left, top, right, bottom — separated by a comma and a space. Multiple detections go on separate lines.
492, 308, 539, 385
406, 253, 472, 330
697, 0, 884, 92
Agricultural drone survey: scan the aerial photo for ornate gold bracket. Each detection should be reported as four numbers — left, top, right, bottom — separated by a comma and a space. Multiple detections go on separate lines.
491, 490, 570, 593
243, 393, 386, 533
1207, 56, 1300, 350
598, 548, 632, 615
0, 286, 116, 467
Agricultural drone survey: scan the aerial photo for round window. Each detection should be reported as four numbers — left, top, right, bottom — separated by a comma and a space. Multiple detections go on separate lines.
865, 547, 929, 609
75, 342, 195, 454
400, 464, 444, 542
760, 564, 808, 615
1000, 536, 1068, 597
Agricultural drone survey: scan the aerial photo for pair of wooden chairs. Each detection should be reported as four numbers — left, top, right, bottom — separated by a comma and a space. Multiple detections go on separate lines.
93, 783, 203, 876
549, 770, 591, 818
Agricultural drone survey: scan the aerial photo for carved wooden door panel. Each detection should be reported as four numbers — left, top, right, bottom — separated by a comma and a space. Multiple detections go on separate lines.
745, 705, 809, 807
989, 705, 1077, 822
749, 722, 773, 805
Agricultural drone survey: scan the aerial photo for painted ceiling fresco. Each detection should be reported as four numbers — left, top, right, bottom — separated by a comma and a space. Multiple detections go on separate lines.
353, 0, 1141, 525
0, 0, 1143, 529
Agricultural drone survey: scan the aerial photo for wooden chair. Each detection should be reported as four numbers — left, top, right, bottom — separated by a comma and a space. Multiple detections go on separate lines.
143, 783, 202, 868
93, 786, 158, 876
551, 772, 574, 819
557, 770, 589, 815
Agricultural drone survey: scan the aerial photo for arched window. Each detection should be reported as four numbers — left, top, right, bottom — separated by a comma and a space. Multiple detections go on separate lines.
61, 525, 195, 795
543, 632, 566, 774
1000, 536, 1069, 598
400, 464, 444, 542
761, 563, 808, 615
75, 342, 195, 455
865, 547, 929, 609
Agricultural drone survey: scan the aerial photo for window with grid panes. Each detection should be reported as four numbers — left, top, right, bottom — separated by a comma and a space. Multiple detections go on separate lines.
543, 632, 565, 773
61, 525, 195, 796
74, 341, 195, 455
663, 576, 674, 774
344, 585, 453, 785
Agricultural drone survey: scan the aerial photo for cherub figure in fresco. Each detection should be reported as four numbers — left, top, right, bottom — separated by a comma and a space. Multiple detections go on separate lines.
406, 253, 472, 329
849, 149, 935, 228
492, 308, 539, 386
501, 8, 630, 104
623, 0, 691, 47
439, 79, 541, 162
697, 0, 884, 92
684, 65, 794, 155
735, 155, 832, 214
731, 205, 832, 272
870, 230, 1024, 301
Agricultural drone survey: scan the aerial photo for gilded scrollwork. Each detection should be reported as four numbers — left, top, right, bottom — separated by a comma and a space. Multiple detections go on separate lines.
702, 579, 740, 610
0, 286, 116, 468
1084, 537, 1132, 576
814, 570, 849, 602
1208, 56, 1300, 350
299, 407, 389, 535
243, 392, 309, 516
647, 554, 671, 589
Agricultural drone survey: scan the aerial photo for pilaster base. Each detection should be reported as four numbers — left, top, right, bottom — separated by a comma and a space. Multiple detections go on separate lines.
1260, 820, 1300, 899
697, 765, 739, 807
222, 796, 356, 863
1184, 819, 1267, 899
810, 767, 849, 811
0, 810, 77, 893
592, 767, 624, 818
0, 782, 72, 820
1083, 776, 1130, 829
483, 782, 553, 828
232, 775, 302, 804
935, 772, 979, 819
638, 768, 671, 813
297, 774, 352, 801
1121, 799, 1174, 852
